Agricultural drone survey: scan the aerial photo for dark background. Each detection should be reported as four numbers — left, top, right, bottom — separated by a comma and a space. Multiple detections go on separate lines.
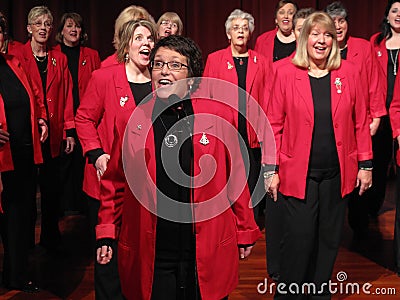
0, 0, 388, 61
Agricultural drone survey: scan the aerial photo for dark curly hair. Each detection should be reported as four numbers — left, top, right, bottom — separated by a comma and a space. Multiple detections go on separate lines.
149, 35, 203, 92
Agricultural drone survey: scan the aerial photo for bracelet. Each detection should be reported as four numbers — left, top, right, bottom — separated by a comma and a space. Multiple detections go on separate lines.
359, 167, 373, 171
263, 171, 276, 179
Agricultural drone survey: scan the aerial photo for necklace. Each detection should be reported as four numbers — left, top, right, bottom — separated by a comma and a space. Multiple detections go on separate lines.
233, 56, 247, 66
159, 115, 178, 148
390, 49, 399, 76
33, 52, 48, 63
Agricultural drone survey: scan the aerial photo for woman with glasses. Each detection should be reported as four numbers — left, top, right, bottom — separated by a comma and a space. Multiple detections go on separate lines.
0, 15, 48, 293
156, 11, 183, 38
95, 34, 260, 300
75, 19, 157, 300
203, 8, 272, 220
11, 5, 75, 254
255, 0, 298, 63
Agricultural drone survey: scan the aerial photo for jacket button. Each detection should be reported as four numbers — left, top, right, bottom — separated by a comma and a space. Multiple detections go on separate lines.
337, 141, 342, 146
47, 98, 52, 102
334, 123, 339, 128
50, 113, 54, 118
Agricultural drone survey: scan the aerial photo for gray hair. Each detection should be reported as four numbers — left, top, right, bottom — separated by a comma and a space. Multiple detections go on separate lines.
225, 9, 255, 34
325, 1, 348, 20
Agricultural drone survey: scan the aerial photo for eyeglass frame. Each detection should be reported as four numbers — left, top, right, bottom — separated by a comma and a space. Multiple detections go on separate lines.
151, 60, 189, 71
231, 25, 250, 32
30, 21, 53, 29
160, 20, 178, 29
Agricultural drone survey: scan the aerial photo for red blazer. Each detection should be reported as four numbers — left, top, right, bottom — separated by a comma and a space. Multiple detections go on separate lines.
254, 28, 278, 64
389, 88, 400, 164
54, 44, 101, 100
75, 63, 140, 199
101, 53, 118, 68
370, 32, 390, 101
12, 41, 75, 158
0, 53, 45, 172
203, 46, 271, 148
264, 61, 372, 199
96, 96, 261, 300
346, 36, 386, 119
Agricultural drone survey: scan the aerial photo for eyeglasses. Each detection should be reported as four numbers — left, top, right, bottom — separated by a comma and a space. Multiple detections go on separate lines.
31, 21, 52, 28
151, 60, 188, 71
231, 25, 249, 32
160, 20, 178, 29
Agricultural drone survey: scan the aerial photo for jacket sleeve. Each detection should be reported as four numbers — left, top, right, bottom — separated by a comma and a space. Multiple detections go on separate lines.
75, 71, 105, 155
96, 120, 124, 240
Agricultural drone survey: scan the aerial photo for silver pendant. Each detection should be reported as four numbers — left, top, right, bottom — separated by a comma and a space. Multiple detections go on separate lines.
199, 132, 209, 145
164, 134, 178, 148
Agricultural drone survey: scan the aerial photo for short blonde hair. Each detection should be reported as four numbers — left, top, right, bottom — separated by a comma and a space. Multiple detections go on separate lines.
116, 20, 158, 63
27, 6, 53, 39
113, 5, 155, 50
292, 11, 341, 71
156, 12, 183, 35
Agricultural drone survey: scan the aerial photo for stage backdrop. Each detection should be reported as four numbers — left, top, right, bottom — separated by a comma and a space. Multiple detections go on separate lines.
0, 0, 388, 61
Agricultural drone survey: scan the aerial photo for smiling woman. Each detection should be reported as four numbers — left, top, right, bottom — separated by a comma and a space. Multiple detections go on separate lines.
265, 11, 373, 299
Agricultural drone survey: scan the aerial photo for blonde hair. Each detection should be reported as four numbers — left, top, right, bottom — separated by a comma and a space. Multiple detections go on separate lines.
113, 5, 155, 50
292, 11, 341, 71
116, 20, 157, 63
156, 12, 183, 35
27, 6, 53, 39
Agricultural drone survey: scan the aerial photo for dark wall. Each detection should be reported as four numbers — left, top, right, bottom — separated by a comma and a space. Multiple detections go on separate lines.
0, 0, 388, 61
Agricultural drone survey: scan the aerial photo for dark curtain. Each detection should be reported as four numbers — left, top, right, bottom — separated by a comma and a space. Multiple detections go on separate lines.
0, 0, 388, 61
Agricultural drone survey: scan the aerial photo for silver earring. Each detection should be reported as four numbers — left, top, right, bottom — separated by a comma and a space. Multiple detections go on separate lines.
124, 53, 129, 62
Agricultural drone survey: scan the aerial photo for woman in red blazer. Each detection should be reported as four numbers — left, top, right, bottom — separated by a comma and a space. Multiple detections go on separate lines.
326, 1, 387, 239
370, 0, 400, 224
204, 9, 272, 219
0, 18, 48, 292
265, 12, 372, 299
75, 20, 157, 300
96, 34, 260, 300
101, 5, 155, 68
255, 0, 298, 63
54, 12, 101, 214
11, 6, 75, 253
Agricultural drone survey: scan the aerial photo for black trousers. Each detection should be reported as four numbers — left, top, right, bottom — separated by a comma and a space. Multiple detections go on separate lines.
87, 195, 124, 300
265, 194, 283, 278
0, 149, 37, 287
395, 165, 400, 274
59, 139, 86, 213
275, 168, 348, 300
38, 146, 62, 247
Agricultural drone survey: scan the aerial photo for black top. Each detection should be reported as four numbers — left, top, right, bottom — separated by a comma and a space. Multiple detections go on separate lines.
0, 55, 32, 153
340, 47, 348, 60
35, 56, 48, 102
233, 56, 249, 148
129, 81, 152, 106
308, 73, 339, 169
273, 35, 296, 62
61, 44, 80, 114
387, 48, 399, 109
152, 96, 195, 261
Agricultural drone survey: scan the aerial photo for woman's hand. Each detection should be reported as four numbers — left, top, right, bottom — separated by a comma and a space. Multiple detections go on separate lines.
95, 153, 110, 180
239, 245, 254, 259
356, 169, 372, 196
38, 119, 48, 142
96, 245, 113, 264
65, 137, 75, 154
0, 123, 10, 147
369, 118, 380, 136
265, 174, 280, 202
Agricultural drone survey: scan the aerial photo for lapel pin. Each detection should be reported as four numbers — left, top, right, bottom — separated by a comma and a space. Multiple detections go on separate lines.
82, 59, 87, 66
137, 124, 142, 130
335, 77, 342, 94
199, 132, 209, 145
51, 58, 56, 66
254, 56, 257, 63
227, 61, 233, 70
120, 96, 129, 107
